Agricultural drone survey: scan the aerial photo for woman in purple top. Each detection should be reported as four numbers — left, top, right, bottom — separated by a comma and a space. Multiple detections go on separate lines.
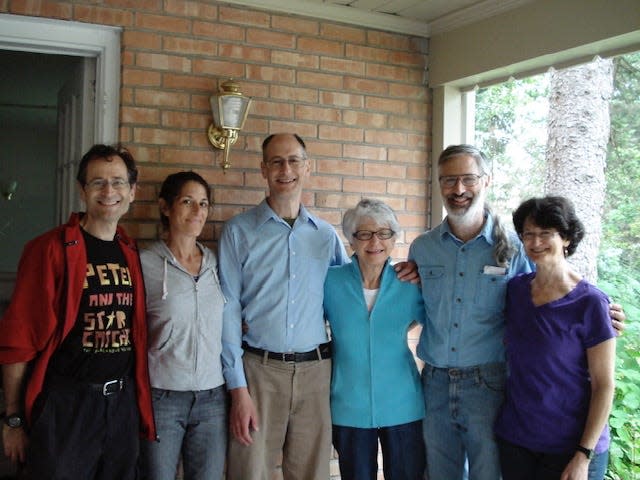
495, 196, 616, 480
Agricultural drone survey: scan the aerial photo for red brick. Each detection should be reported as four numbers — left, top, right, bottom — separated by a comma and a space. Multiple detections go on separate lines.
269, 122, 317, 139
219, 44, 270, 63
122, 68, 161, 87
134, 127, 191, 146
344, 77, 388, 95
163, 36, 218, 56
387, 180, 426, 196
406, 197, 428, 214
163, 73, 214, 91
365, 96, 408, 114
246, 64, 295, 83
161, 111, 209, 129
216, 187, 266, 206
136, 53, 191, 72
343, 144, 387, 161
297, 36, 343, 56
135, 89, 191, 108
367, 30, 411, 50
345, 44, 390, 63
343, 178, 387, 194
389, 148, 428, 164
247, 28, 295, 49
321, 23, 365, 44
10, 0, 72, 18
305, 141, 343, 159
193, 21, 243, 41
164, 0, 216, 18
307, 174, 342, 191
272, 14, 318, 35
271, 51, 319, 69
74, 5, 134, 26
397, 213, 428, 228
129, 146, 160, 163
389, 83, 428, 99
295, 105, 340, 123
270, 85, 318, 103
123, 31, 162, 50
366, 63, 408, 82
121, 106, 160, 125
316, 158, 362, 176
389, 114, 428, 132
319, 125, 363, 143
320, 57, 365, 76
408, 133, 429, 148
320, 91, 363, 108
219, 6, 270, 27
390, 51, 427, 67
192, 58, 244, 77
104, 0, 160, 10
365, 130, 407, 146
252, 100, 295, 119
342, 111, 387, 129
406, 165, 428, 181
315, 193, 362, 209
363, 163, 406, 179
135, 13, 191, 33
298, 71, 343, 90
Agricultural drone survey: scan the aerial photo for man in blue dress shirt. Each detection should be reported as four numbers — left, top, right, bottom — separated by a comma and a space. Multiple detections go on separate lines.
219, 133, 349, 480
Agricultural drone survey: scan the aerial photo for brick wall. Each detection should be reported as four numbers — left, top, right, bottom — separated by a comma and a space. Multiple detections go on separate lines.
2, 0, 431, 254
2, 1, 431, 477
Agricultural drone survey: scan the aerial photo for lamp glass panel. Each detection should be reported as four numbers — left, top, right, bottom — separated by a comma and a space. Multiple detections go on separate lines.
219, 95, 250, 130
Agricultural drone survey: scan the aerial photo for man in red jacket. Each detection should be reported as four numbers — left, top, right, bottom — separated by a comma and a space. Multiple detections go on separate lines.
0, 144, 155, 479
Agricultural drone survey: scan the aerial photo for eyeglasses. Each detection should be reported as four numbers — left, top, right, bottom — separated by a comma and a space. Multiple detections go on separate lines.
519, 230, 558, 242
438, 174, 485, 189
178, 198, 211, 210
352, 229, 395, 241
265, 156, 307, 170
85, 178, 130, 191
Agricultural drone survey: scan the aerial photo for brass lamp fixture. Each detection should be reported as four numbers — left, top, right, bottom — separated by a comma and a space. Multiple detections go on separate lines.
207, 79, 252, 171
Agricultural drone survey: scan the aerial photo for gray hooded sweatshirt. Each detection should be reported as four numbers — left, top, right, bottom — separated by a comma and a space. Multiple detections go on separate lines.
140, 240, 225, 391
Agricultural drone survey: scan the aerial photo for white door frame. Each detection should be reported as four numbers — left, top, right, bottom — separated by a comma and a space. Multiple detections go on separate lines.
0, 13, 121, 143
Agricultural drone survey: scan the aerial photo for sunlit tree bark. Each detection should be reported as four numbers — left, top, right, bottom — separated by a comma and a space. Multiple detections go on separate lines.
544, 57, 614, 282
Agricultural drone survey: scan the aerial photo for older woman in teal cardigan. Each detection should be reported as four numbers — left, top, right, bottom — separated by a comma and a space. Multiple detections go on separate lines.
324, 198, 426, 480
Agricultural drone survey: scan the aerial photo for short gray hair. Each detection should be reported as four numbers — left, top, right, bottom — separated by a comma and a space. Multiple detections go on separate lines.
438, 144, 490, 175
342, 198, 400, 242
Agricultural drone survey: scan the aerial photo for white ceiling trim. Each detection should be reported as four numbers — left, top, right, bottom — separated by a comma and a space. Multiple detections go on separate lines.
220, 0, 431, 37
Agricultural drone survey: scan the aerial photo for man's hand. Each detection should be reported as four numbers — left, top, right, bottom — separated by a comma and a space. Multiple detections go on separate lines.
609, 303, 626, 336
229, 387, 259, 446
2, 423, 28, 464
394, 260, 420, 284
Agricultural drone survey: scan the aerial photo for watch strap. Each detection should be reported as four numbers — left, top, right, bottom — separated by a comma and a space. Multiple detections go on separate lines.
576, 444, 594, 460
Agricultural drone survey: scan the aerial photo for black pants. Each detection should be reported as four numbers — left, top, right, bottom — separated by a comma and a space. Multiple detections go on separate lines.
26, 378, 140, 480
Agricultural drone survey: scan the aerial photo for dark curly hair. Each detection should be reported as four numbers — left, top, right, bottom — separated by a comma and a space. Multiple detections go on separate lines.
158, 171, 212, 230
512, 196, 585, 256
76, 144, 138, 185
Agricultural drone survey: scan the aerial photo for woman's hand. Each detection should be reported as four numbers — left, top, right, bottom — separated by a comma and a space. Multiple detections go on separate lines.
560, 452, 589, 480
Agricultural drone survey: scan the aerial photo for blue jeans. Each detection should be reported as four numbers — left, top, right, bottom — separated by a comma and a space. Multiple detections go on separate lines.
140, 386, 228, 480
421, 362, 506, 480
498, 437, 609, 480
332, 421, 425, 480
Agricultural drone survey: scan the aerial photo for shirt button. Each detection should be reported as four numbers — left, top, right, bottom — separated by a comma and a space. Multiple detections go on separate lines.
453, 323, 459, 328
456, 298, 461, 303
451, 347, 456, 352
459, 272, 464, 277
292, 274, 296, 279
290, 324, 294, 328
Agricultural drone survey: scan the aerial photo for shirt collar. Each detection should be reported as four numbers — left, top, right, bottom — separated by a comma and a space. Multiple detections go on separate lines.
439, 210, 495, 245
254, 199, 319, 230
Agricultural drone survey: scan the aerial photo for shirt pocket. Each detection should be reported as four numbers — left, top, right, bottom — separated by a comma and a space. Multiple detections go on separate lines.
418, 265, 444, 313
474, 272, 509, 313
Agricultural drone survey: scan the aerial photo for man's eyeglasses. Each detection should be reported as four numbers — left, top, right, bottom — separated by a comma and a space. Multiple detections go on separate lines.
352, 229, 395, 241
438, 174, 484, 189
85, 178, 130, 191
265, 156, 307, 170
519, 230, 558, 243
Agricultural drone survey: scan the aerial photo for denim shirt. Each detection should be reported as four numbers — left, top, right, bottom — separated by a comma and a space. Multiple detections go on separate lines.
409, 214, 533, 368
219, 200, 349, 389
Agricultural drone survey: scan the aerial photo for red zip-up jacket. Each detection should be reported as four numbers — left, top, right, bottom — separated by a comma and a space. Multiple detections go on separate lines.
0, 213, 156, 440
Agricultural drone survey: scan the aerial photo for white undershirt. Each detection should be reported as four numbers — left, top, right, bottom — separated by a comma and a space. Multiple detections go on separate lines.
363, 287, 379, 312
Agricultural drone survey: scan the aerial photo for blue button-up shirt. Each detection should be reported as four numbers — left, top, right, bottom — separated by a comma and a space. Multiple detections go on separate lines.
219, 200, 348, 389
409, 214, 533, 368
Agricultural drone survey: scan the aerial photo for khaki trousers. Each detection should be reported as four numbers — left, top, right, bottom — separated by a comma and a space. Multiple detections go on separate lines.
226, 352, 332, 480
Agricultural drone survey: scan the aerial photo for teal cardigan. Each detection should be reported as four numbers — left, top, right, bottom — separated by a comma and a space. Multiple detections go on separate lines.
324, 256, 426, 428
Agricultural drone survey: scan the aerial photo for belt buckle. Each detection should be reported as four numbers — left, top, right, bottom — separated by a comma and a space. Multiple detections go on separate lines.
102, 379, 122, 396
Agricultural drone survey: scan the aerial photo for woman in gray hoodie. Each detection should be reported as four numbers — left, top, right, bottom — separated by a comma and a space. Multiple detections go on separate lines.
139, 171, 227, 480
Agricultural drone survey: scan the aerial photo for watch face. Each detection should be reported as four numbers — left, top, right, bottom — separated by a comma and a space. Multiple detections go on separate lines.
5, 414, 24, 428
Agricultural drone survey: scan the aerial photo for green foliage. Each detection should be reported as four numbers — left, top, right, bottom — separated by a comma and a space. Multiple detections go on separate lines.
475, 52, 640, 479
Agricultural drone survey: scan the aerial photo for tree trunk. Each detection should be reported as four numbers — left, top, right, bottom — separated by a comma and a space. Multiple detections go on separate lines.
544, 58, 614, 282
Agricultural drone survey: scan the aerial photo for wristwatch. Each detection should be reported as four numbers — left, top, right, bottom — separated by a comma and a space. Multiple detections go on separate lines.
576, 445, 594, 460
4, 413, 25, 428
